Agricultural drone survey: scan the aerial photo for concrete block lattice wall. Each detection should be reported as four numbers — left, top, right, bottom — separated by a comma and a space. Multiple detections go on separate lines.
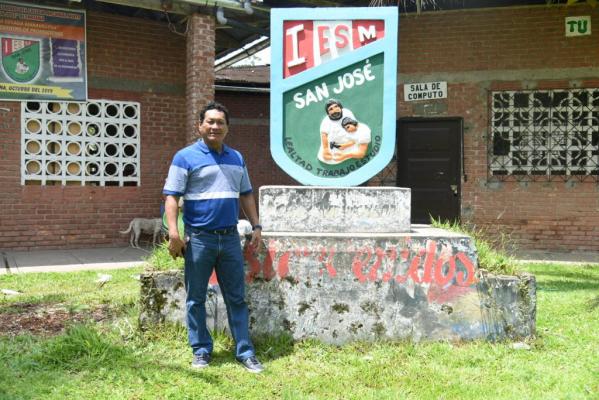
0, 11, 210, 250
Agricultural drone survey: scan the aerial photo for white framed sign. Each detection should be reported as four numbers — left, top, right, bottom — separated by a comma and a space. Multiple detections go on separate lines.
404, 81, 447, 102
270, 7, 398, 186
0, 1, 87, 101
565, 16, 591, 37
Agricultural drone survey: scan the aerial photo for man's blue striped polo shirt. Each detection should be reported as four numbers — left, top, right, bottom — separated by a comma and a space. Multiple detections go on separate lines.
163, 140, 252, 230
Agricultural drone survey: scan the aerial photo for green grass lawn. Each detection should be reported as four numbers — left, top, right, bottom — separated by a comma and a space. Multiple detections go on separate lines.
0, 263, 597, 400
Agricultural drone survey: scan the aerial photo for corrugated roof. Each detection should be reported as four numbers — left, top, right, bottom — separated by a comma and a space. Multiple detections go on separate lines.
215, 65, 270, 86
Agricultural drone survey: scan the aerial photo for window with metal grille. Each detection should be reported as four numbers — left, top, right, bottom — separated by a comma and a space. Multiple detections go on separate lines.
489, 89, 599, 181
21, 100, 140, 186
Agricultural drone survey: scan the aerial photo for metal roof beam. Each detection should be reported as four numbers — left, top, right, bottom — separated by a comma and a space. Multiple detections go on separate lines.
215, 36, 269, 70
97, 0, 263, 15
179, 0, 253, 12
97, 0, 193, 15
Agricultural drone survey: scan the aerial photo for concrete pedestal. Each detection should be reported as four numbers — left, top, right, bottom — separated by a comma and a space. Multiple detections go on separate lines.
140, 186, 536, 343
259, 186, 411, 233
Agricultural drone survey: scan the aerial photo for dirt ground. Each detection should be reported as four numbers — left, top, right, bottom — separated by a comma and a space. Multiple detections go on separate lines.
0, 302, 111, 336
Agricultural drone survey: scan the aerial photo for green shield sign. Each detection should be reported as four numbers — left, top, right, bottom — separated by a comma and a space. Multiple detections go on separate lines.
1, 37, 41, 83
271, 8, 398, 186
283, 54, 384, 179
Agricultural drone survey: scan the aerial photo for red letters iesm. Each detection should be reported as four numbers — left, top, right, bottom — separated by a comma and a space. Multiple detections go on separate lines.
283, 19, 385, 78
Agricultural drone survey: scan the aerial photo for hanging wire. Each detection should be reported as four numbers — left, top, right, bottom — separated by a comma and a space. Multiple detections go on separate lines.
369, 0, 438, 12
162, 7, 189, 37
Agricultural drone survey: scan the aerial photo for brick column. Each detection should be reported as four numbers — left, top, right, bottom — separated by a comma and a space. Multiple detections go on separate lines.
186, 13, 215, 143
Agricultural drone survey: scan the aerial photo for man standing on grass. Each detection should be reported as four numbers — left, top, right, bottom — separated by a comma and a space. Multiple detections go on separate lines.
162, 101, 264, 373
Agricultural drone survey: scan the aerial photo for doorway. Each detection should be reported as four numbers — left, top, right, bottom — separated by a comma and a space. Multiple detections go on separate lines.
396, 118, 463, 224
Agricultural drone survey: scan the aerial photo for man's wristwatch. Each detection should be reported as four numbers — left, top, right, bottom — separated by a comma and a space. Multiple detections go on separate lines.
252, 224, 263, 231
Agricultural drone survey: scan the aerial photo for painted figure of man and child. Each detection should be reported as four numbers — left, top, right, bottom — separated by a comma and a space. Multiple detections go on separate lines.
317, 99, 371, 165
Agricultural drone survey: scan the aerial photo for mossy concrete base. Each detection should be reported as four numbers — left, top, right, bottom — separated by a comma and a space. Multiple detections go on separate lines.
477, 271, 537, 339
139, 230, 536, 343
139, 270, 224, 332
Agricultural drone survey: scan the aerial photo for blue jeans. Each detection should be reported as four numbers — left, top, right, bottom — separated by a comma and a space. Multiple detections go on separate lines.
184, 226, 255, 361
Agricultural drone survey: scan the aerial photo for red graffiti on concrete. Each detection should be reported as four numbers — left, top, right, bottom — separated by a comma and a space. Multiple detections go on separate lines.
318, 247, 337, 277
245, 240, 274, 282
243, 239, 478, 289
427, 284, 472, 304
352, 246, 388, 283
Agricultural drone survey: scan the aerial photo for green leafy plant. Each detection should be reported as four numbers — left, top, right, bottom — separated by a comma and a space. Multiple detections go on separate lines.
431, 218, 517, 276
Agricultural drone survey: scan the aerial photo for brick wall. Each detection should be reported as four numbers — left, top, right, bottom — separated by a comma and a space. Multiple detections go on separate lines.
398, 7, 597, 74
394, 5, 599, 252
0, 11, 193, 250
220, 5, 599, 252
2, 5, 598, 252
215, 91, 298, 191
187, 14, 215, 142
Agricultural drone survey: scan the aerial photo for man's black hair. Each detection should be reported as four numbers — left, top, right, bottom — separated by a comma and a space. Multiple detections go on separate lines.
199, 101, 230, 125
341, 117, 358, 127
324, 99, 343, 113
